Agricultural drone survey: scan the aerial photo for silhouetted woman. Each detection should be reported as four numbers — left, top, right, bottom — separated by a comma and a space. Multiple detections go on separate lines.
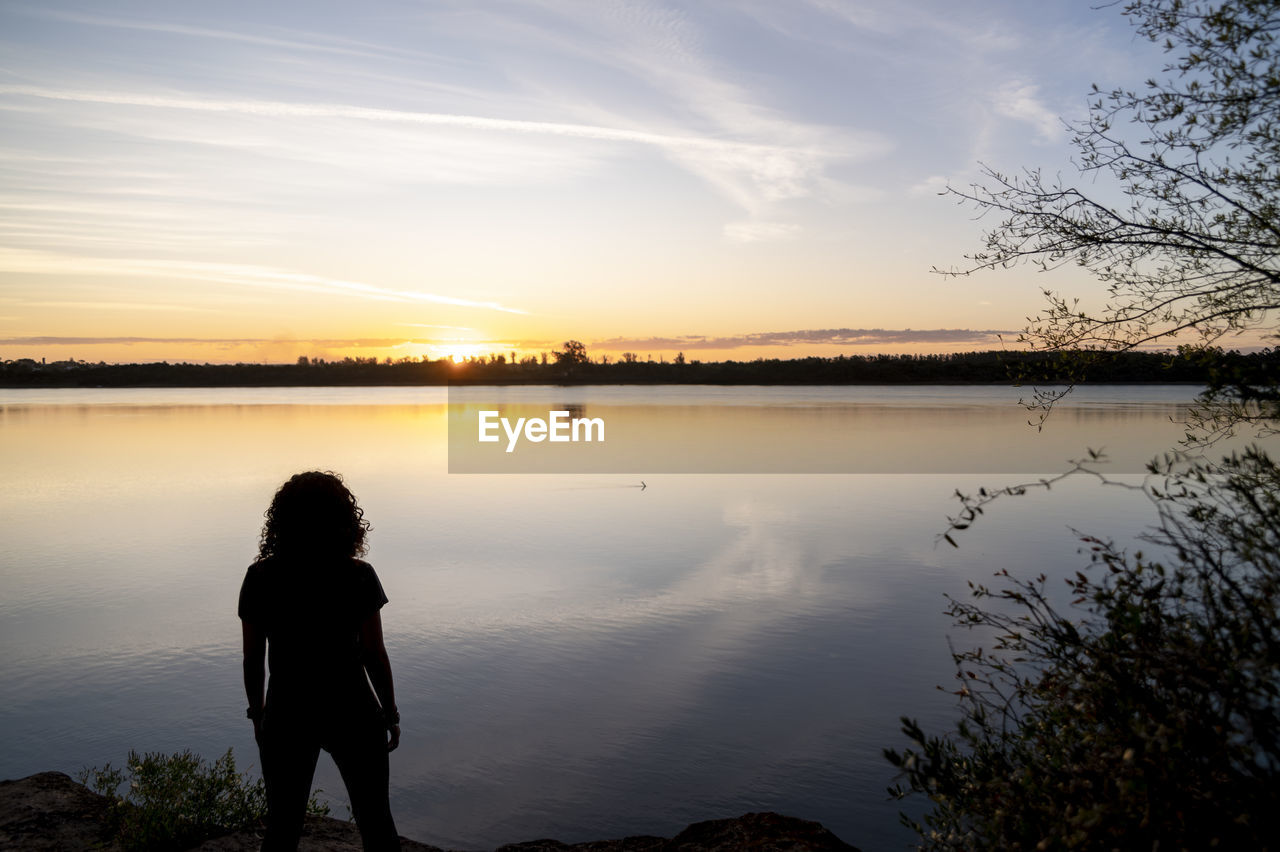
239, 471, 401, 851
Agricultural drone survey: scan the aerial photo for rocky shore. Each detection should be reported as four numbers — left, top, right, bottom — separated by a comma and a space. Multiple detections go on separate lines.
0, 772, 860, 851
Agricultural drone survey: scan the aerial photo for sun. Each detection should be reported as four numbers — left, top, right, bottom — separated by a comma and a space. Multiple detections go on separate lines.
433, 343, 488, 363
392, 341, 492, 362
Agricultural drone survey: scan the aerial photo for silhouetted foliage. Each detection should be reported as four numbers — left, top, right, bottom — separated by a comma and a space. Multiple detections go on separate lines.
553, 339, 590, 366
887, 449, 1280, 850
889, 4, 1280, 848
79, 748, 327, 851
940, 0, 1280, 435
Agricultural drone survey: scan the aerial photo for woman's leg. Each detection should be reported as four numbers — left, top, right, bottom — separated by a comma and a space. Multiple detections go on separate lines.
259, 714, 322, 851
327, 721, 399, 851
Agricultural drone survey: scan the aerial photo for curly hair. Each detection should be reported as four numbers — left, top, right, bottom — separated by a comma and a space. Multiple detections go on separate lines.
258, 471, 371, 560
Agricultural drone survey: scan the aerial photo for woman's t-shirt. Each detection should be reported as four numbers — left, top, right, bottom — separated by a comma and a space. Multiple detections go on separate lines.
238, 556, 388, 709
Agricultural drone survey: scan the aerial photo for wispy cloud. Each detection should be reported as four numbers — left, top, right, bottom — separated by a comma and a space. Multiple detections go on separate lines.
0, 328, 1016, 353
908, 175, 950, 197
722, 221, 802, 243
0, 247, 526, 314
16, 300, 216, 313
592, 328, 1014, 351
0, 84, 863, 208
406, 2, 887, 211
0, 194, 289, 251
27, 7, 423, 63
0, 84, 730, 147
748, 0, 1022, 65
0, 335, 447, 347
993, 82, 1061, 142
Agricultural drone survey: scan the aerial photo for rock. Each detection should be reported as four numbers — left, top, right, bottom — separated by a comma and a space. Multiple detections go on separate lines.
668, 813, 859, 851
0, 771, 119, 851
491, 814, 859, 851
493, 835, 667, 851
190, 816, 447, 851
0, 772, 445, 852
0, 772, 859, 851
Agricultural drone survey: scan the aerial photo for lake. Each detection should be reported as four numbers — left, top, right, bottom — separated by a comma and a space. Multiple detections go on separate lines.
0, 385, 1263, 850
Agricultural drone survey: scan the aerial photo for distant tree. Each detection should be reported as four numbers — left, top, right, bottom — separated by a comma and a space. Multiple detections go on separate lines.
296, 356, 309, 367
554, 340, 590, 365
941, 0, 1280, 436
621, 352, 639, 363
674, 351, 686, 365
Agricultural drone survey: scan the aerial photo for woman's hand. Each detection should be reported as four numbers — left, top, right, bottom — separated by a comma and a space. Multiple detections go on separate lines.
387, 723, 400, 752
241, 620, 267, 748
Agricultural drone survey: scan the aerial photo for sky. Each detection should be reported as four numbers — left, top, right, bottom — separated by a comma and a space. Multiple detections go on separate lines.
0, 0, 1185, 364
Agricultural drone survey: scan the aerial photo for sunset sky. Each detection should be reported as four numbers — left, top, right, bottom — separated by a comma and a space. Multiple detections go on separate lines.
0, 1, 1183, 364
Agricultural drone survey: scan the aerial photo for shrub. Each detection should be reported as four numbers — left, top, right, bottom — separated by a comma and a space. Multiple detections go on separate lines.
80, 747, 329, 851
886, 448, 1280, 850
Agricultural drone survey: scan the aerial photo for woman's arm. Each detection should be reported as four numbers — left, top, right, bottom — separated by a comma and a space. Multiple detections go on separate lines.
241, 620, 267, 743
359, 611, 400, 752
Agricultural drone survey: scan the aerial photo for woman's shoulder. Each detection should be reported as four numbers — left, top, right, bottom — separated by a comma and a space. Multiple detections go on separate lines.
245, 555, 280, 574
243, 555, 304, 587
348, 558, 381, 583
347, 558, 388, 607
245, 554, 374, 578
325, 556, 378, 582
238, 557, 280, 619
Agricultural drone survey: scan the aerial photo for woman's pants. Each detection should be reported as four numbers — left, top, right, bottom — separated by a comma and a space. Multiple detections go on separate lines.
258, 708, 399, 851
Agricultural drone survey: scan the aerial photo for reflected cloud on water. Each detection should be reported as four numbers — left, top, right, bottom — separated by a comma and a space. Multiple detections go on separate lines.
2, 386, 1264, 850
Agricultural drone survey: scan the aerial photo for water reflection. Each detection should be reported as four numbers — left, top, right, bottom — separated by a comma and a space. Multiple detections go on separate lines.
0, 387, 1269, 851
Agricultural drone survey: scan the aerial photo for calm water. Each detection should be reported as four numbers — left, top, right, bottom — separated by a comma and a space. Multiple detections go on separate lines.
0, 385, 1263, 850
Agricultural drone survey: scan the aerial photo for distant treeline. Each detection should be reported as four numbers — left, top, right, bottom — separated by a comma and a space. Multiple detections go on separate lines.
3, 348, 1269, 388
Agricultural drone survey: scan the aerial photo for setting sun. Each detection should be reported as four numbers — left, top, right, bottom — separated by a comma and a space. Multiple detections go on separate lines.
434, 343, 489, 363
